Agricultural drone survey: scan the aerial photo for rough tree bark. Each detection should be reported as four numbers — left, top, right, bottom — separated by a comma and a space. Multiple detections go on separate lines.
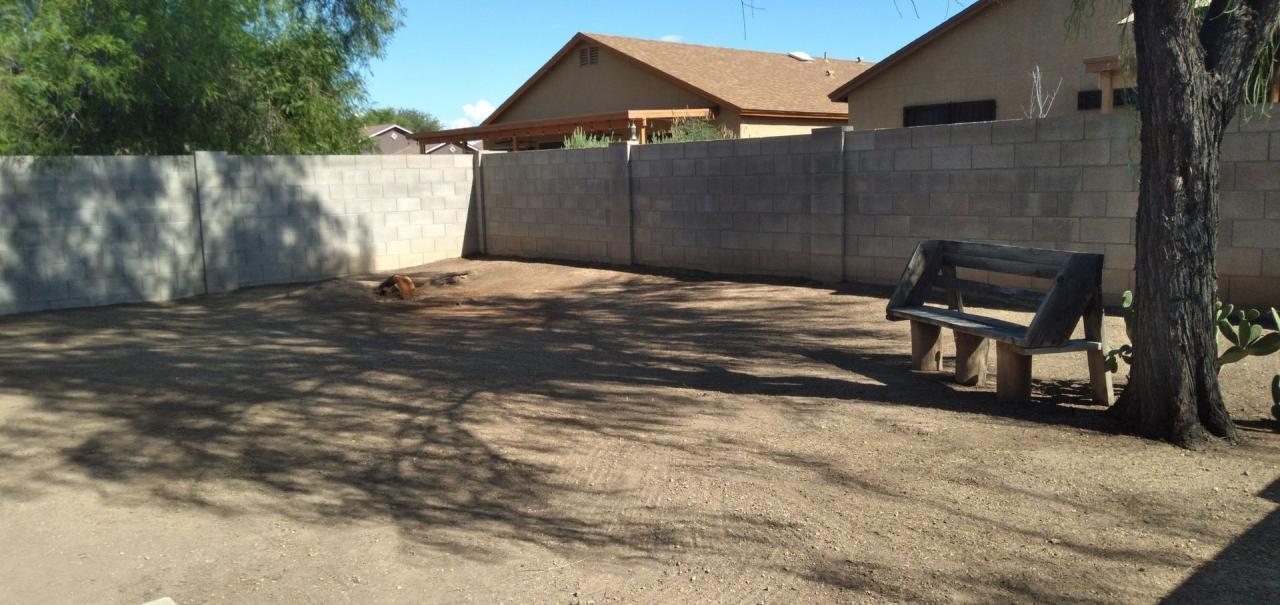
1109, 0, 1280, 447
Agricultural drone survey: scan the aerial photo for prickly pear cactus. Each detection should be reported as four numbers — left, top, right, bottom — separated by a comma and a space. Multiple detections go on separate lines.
1217, 306, 1280, 370
1272, 375, 1279, 423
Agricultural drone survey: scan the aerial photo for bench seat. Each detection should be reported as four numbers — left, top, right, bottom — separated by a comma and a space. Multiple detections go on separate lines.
889, 306, 1103, 354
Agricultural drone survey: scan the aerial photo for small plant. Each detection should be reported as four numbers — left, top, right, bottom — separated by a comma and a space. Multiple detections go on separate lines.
1108, 291, 1280, 414
650, 117, 734, 144
1215, 303, 1280, 369
562, 127, 611, 149
1272, 374, 1280, 422
1022, 65, 1064, 119
1102, 290, 1134, 372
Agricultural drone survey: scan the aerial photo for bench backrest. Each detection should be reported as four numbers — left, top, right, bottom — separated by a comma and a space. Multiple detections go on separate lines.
886, 240, 1104, 348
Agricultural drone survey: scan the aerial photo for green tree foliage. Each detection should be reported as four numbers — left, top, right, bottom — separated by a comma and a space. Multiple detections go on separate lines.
361, 107, 442, 133
0, 0, 401, 155
651, 117, 733, 144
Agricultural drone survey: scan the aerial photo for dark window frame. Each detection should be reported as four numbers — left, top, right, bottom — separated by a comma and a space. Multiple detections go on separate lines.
902, 100, 997, 127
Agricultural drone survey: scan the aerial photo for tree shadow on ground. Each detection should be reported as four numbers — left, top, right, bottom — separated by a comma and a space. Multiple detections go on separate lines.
1161, 478, 1280, 603
1, 260, 1262, 603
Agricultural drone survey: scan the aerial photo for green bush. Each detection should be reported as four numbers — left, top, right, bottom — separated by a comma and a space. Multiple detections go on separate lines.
651, 118, 733, 144
562, 128, 611, 149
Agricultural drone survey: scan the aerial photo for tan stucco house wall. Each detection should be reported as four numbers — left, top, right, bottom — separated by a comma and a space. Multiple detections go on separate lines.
495, 43, 714, 124
837, 0, 1134, 130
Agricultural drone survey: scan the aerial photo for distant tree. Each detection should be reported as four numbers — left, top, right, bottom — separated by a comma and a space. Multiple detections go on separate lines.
0, 0, 402, 155
361, 107, 442, 133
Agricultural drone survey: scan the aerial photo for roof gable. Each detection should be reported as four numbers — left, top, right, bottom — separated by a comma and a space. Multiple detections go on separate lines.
829, 0, 996, 101
484, 33, 870, 125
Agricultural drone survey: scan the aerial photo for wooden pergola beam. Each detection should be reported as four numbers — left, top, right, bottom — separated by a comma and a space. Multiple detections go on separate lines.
408, 108, 714, 147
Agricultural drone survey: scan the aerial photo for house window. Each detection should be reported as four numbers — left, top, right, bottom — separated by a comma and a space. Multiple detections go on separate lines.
903, 100, 996, 127
1078, 90, 1103, 110
579, 46, 599, 66
1113, 87, 1138, 107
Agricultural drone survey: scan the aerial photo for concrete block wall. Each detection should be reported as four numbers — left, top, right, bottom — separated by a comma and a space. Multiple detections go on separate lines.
630, 129, 845, 281
0, 156, 204, 315
196, 152, 477, 292
481, 143, 632, 265
1, 152, 478, 316
844, 111, 1280, 304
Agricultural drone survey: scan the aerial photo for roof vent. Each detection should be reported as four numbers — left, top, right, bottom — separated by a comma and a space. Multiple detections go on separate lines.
787, 51, 815, 62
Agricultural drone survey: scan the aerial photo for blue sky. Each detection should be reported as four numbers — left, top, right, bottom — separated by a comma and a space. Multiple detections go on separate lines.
363, 0, 977, 128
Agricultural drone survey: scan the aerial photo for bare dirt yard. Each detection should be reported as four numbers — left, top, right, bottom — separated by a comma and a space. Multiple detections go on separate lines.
1, 258, 1277, 604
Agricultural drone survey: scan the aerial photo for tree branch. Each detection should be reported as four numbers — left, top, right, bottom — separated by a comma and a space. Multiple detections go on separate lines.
1201, 0, 1280, 108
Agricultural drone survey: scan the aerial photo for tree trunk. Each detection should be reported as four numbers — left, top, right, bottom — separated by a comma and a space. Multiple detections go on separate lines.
1108, 1, 1246, 447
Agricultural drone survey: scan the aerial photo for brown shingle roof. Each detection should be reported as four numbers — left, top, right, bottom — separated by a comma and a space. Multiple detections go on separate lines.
586, 33, 872, 116
484, 33, 872, 125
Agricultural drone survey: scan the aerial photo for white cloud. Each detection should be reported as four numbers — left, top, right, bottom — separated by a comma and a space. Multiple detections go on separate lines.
659, 34, 684, 43
462, 99, 495, 123
446, 99, 494, 130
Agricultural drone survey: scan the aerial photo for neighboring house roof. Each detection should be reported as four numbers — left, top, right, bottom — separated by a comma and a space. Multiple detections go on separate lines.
361, 123, 413, 137
483, 32, 873, 125
422, 142, 481, 154
829, 0, 996, 102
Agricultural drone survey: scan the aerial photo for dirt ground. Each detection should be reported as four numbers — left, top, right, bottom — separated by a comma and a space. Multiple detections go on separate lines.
1, 258, 1277, 605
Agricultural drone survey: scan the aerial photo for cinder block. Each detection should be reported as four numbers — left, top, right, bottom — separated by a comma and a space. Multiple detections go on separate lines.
971, 146, 1019, 173
932, 147, 972, 170
1106, 191, 1138, 217
1032, 217, 1080, 242
948, 217, 989, 239
1221, 191, 1266, 219
911, 125, 951, 148
1035, 167, 1083, 192
1061, 139, 1110, 166
1217, 246, 1263, 276
894, 149, 931, 171
1222, 133, 1270, 162
1036, 115, 1084, 141
874, 128, 914, 150
1079, 218, 1132, 244
1234, 162, 1280, 190
909, 216, 948, 238
987, 218, 1032, 242
992, 119, 1037, 144
1015, 142, 1062, 167
1233, 219, 1280, 248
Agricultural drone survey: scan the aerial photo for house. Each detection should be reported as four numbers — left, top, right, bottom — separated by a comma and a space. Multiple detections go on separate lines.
829, 0, 1141, 130
361, 124, 417, 154
410, 33, 873, 152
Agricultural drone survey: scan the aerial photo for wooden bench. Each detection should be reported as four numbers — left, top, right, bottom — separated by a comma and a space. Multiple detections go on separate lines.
885, 240, 1114, 404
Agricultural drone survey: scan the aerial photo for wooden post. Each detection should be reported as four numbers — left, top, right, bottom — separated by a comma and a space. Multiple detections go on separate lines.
1083, 293, 1115, 405
511, 136, 518, 152
996, 342, 1032, 402
639, 118, 648, 144
1099, 71, 1115, 114
954, 332, 990, 386
910, 322, 942, 372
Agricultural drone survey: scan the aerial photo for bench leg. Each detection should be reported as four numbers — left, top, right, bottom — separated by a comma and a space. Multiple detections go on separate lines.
910, 321, 942, 372
996, 342, 1032, 402
1087, 349, 1115, 405
954, 332, 990, 386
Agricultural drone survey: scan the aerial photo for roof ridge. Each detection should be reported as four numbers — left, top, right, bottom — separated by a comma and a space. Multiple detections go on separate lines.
580, 32, 868, 64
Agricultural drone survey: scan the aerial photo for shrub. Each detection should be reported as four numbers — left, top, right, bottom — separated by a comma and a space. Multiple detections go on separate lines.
651, 118, 733, 144
562, 128, 611, 149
